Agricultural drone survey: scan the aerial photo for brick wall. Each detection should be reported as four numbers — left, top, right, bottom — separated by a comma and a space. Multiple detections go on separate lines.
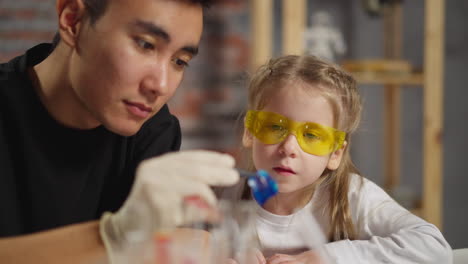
0, 0, 56, 61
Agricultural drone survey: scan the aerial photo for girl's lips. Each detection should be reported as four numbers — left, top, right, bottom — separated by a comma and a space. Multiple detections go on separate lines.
273, 167, 296, 175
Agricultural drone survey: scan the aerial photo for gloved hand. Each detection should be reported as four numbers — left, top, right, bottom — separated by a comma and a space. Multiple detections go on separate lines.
99, 150, 240, 263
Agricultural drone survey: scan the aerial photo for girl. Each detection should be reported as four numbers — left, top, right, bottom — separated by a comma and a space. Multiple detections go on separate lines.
239, 55, 452, 264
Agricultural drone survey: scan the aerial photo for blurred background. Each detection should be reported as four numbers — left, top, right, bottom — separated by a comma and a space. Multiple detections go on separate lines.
1, 0, 466, 249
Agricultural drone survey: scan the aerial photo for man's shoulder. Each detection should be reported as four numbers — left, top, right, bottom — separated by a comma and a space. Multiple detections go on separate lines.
1, 43, 52, 85
0, 56, 22, 84
0, 51, 36, 109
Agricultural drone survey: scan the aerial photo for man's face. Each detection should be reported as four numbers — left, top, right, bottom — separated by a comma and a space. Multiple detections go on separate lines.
69, 0, 203, 136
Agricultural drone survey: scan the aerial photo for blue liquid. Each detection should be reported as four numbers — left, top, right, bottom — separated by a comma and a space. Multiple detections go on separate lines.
238, 169, 278, 205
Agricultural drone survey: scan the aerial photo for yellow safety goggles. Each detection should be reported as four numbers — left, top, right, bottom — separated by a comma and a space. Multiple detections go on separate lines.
245, 110, 346, 156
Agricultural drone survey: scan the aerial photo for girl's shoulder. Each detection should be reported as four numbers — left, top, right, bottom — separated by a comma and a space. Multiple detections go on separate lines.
348, 173, 392, 203
347, 173, 404, 227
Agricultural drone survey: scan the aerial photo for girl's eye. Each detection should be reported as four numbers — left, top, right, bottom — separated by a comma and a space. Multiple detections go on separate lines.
304, 132, 320, 140
135, 38, 154, 50
269, 124, 285, 131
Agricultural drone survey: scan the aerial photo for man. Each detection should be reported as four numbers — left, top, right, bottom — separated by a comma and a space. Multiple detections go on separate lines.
0, 0, 239, 263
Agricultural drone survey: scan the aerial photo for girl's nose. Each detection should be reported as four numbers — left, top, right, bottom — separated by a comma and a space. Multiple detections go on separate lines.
278, 134, 300, 158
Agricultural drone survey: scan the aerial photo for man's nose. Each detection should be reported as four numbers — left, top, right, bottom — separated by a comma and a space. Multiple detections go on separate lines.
140, 61, 170, 99
278, 133, 300, 158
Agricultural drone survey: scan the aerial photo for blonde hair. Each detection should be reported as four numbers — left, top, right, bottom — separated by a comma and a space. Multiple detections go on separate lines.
242, 55, 363, 241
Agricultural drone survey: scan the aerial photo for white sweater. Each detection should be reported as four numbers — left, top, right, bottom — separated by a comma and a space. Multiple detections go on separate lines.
255, 174, 452, 264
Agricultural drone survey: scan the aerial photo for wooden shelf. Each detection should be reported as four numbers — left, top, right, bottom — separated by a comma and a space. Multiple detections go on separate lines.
350, 72, 424, 86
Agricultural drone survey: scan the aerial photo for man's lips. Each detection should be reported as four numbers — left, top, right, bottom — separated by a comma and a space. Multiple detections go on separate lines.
124, 100, 152, 112
124, 100, 152, 118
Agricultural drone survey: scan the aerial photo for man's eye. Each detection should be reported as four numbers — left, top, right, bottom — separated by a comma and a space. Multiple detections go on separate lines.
174, 58, 189, 68
135, 38, 154, 50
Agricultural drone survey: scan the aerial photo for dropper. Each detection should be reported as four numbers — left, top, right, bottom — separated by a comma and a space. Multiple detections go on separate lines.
237, 169, 278, 205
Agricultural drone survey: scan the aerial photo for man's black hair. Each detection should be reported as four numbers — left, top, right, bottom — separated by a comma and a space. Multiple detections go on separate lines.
51, 0, 213, 49
84, 0, 213, 24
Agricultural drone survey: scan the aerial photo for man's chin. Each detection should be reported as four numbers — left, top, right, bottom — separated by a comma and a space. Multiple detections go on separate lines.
105, 122, 142, 137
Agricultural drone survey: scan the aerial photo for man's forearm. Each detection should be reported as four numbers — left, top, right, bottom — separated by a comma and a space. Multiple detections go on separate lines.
0, 221, 107, 264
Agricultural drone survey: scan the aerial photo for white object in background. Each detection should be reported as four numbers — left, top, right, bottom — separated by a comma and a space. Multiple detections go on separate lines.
453, 248, 468, 264
303, 11, 346, 62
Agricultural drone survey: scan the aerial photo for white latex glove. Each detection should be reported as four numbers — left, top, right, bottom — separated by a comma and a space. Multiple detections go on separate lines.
99, 150, 239, 264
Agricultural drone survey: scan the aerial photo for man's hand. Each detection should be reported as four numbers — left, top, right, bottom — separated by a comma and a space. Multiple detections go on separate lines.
99, 150, 240, 263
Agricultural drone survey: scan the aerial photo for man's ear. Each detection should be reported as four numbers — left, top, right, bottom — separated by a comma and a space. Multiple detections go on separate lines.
56, 0, 87, 47
327, 141, 347, 170
242, 127, 253, 148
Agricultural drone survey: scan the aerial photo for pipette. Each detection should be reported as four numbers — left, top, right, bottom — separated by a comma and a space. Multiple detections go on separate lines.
237, 169, 278, 205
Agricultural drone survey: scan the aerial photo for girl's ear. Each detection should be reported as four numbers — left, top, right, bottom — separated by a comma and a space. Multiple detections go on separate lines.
56, 0, 87, 47
242, 127, 253, 148
327, 141, 347, 170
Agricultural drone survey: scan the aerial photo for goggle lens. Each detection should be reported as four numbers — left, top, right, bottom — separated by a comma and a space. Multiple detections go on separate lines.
245, 110, 345, 156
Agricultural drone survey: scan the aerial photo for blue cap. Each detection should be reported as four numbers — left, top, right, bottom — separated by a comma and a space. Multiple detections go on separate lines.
246, 170, 278, 205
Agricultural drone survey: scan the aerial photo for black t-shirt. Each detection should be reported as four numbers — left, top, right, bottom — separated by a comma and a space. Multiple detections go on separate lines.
0, 44, 182, 237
